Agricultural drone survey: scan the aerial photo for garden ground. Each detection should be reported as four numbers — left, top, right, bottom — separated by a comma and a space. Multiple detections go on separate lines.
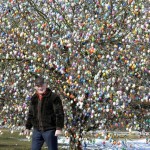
0, 129, 150, 150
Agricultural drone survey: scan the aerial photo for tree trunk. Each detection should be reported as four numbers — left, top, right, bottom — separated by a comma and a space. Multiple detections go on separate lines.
69, 134, 82, 150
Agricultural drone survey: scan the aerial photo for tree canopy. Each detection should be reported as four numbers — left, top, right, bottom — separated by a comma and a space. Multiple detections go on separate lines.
0, 0, 149, 149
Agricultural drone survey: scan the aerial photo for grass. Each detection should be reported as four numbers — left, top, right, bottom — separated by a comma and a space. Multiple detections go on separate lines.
0, 129, 149, 150
0, 129, 31, 150
0, 129, 68, 150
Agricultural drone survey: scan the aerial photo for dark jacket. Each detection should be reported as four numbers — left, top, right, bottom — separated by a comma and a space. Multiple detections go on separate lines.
25, 88, 64, 131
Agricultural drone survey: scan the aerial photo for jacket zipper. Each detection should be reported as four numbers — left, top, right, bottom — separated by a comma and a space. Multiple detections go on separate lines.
38, 100, 44, 131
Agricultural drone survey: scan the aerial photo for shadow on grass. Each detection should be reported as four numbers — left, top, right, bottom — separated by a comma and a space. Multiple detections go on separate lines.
0, 144, 21, 147
0, 144, 28, 150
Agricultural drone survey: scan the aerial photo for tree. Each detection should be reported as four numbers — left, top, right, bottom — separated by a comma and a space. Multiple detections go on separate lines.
0, 0, 149, 149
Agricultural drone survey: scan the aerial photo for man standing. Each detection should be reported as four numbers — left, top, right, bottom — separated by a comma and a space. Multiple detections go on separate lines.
24, 76, 64, 150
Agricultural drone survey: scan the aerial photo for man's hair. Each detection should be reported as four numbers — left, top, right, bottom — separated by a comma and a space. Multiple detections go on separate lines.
34, 76, 45, 86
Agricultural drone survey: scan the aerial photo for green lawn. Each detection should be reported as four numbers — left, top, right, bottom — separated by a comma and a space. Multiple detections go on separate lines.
0, 129, 148, 150
0, 129, 31, 150
0, 129, 67, 150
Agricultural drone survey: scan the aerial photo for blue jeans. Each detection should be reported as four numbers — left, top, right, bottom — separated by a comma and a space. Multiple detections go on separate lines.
31, 129, 58, 150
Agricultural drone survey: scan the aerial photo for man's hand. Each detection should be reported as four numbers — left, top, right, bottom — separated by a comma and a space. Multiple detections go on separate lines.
55, 130, 63, 136
24, 129, 30, 136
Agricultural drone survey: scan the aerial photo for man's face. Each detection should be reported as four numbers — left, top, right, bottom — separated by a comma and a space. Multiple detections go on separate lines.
35, 84, 47, 94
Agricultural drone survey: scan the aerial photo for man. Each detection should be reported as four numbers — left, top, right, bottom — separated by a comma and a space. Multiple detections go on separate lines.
24, 76, 64, 150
